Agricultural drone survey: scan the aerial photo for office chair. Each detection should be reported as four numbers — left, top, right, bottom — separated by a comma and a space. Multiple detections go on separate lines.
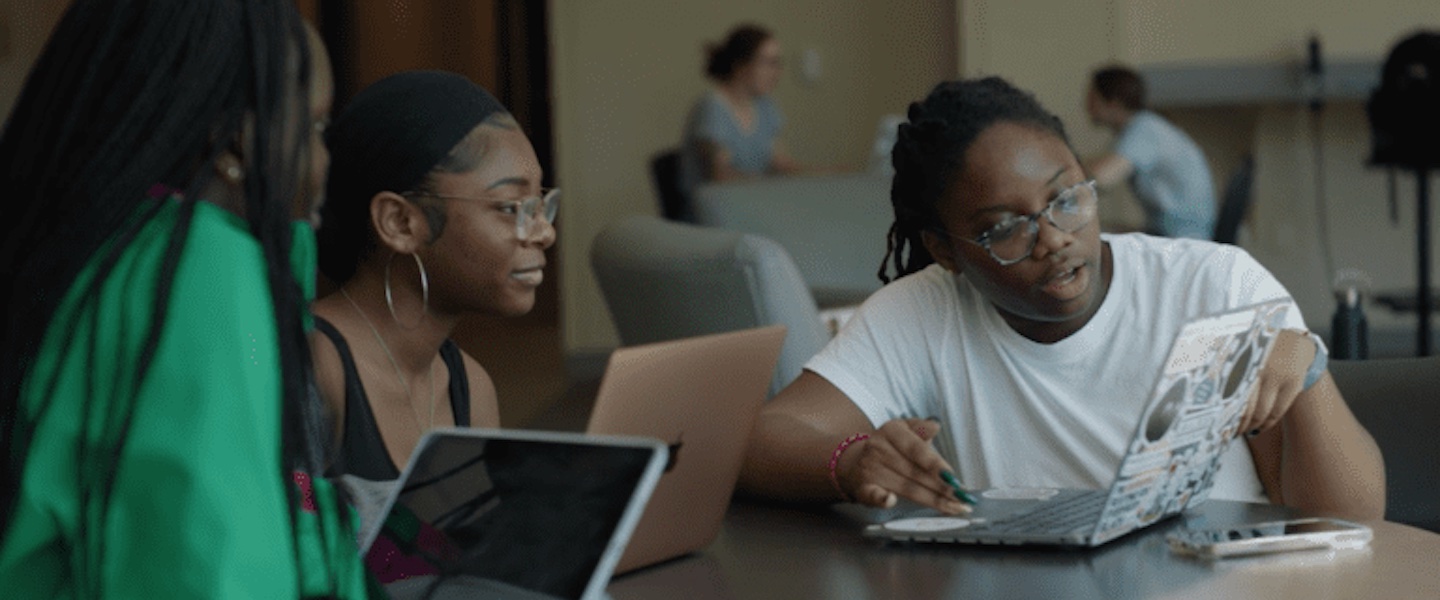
591, 215, 830, 397
1213, 155, 1255, 245
649, 149, 691, 222
1328, 356, 1440, 532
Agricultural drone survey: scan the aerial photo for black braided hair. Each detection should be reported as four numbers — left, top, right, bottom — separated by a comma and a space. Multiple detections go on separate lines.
0, 1, 343, 595
879, 77, 1071, 283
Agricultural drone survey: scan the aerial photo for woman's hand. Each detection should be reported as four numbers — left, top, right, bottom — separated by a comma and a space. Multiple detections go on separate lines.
1240, 329, 1317, 435
835, 418, 972, 515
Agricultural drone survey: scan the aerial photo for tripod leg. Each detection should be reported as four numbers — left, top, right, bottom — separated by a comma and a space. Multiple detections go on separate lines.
1418, 168, 1431, 356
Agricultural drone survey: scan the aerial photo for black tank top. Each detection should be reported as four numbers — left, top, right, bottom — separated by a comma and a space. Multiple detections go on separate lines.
314, 316, 471, 480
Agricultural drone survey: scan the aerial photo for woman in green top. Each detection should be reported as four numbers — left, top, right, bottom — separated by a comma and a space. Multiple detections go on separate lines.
0, 1, 367, 597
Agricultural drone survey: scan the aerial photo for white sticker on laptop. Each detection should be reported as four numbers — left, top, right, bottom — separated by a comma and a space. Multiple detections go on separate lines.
883, 517, 970, 532
981, 488, 1060, 501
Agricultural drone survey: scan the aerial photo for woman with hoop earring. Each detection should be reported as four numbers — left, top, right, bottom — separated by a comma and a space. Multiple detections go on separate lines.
311, 71, 558, 480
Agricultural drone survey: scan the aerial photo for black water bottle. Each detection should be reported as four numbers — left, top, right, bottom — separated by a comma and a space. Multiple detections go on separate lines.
1331, 286, 1368, 359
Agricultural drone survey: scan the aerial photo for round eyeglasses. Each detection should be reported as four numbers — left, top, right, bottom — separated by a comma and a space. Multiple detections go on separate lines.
404, 188, 560, 241
935, 180, 1098, 266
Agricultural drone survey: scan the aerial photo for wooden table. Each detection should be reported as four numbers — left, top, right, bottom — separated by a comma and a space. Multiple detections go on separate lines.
608, 499, 1440, 599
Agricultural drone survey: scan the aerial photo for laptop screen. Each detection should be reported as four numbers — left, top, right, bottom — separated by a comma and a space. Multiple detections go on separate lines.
363, 431, 664, 600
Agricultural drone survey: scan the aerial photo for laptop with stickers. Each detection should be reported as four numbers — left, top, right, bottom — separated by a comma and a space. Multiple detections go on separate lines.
864, 300, 1291, 547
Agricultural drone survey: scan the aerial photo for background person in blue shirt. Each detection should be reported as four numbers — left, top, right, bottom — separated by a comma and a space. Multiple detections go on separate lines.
679, 23, 803, 195
1085, 65, 1217, 240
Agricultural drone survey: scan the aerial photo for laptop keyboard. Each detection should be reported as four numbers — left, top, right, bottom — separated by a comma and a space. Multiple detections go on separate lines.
981, 491, 1107, 535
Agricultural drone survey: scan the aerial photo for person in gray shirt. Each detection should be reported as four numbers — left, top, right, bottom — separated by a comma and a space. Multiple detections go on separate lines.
1085, 65, 1217, 240
680, 24, 803, 195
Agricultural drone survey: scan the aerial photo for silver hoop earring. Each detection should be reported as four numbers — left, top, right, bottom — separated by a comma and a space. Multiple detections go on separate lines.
384, 252, 430, 329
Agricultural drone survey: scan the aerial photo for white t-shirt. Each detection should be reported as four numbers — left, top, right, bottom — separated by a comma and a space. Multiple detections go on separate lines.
805, 233, 1306, 502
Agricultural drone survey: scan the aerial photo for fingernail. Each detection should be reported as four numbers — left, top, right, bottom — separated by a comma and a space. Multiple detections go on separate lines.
943, 500, 968, 515
925, 416, 942, 423
940, 471, 978, 505
883, 492, 898, 509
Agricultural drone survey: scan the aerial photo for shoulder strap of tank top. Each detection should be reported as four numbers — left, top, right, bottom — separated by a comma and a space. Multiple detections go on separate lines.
313, 316, 401, 480
438, 339, 471, 427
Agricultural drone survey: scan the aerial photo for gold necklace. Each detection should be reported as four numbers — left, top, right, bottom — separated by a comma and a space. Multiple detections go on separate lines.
341, 286, 436, 435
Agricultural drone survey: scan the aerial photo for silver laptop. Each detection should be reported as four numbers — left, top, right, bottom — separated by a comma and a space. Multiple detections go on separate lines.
356, 428, 669, 600
865, 299, 1291, 547
588, 325, 786, 573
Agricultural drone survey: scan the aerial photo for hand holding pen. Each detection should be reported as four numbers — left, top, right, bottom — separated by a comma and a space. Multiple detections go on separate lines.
833, 417, 977, 515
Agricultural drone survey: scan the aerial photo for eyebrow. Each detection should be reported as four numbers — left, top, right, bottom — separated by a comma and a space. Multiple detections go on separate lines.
1043, 167, 1068, 188
485, 176, 530, 191
968, 166, 1071, 218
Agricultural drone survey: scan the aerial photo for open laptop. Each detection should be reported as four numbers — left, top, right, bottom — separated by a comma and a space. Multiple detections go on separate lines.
864, 300, 1291, 548
355, 428, 669, 600
587, 325, 787, 573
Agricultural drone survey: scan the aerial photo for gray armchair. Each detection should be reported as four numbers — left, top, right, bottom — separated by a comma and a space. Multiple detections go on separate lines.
590, 215, 831, 397
691, 173, 891, 308
1328, 357, 1440, 532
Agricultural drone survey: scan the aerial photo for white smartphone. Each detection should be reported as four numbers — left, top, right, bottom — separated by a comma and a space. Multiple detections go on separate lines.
1166, 517, 1373, 559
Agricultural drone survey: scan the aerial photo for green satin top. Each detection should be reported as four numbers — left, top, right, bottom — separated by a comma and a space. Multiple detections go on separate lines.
0, 198, 368, 598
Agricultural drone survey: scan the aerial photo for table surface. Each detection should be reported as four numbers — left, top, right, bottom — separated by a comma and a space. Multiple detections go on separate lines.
607, 499, 1440, 600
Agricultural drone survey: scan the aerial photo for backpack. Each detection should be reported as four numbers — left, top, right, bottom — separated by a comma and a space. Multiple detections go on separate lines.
1367, 31, 1440, 169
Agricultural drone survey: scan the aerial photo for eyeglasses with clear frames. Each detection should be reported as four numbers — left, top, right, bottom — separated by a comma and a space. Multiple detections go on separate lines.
935, 180, 1098, 266
403, 187, 560, 241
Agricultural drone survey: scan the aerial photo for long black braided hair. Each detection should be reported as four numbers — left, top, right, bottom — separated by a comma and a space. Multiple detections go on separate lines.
0, 1, 342, 595
879, 77, 1072, 284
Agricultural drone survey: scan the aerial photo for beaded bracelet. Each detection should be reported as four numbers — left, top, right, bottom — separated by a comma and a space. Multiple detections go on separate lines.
827, 433, 870, 502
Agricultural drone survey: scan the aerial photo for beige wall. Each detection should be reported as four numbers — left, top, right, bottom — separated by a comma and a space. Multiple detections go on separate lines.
0, 0, 69, 122
550, 1, 957, 357
10, 1, 1435, 351
961, 0, 1440, 334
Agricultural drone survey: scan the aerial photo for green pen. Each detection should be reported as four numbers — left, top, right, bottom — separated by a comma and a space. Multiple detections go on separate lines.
940, 471, 978, 505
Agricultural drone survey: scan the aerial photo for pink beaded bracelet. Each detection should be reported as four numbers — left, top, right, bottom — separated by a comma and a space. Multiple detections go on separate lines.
827, 433, 870, 502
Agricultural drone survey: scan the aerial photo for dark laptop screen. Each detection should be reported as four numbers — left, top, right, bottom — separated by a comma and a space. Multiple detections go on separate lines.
368, 434, 658, 599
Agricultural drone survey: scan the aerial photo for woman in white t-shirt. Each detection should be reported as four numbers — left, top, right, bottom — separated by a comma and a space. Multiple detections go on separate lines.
738, 77, 1385, 522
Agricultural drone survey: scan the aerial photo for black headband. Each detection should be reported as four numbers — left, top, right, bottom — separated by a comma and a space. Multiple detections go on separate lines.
324, 70, 507, 206
316, 71, 507, 282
